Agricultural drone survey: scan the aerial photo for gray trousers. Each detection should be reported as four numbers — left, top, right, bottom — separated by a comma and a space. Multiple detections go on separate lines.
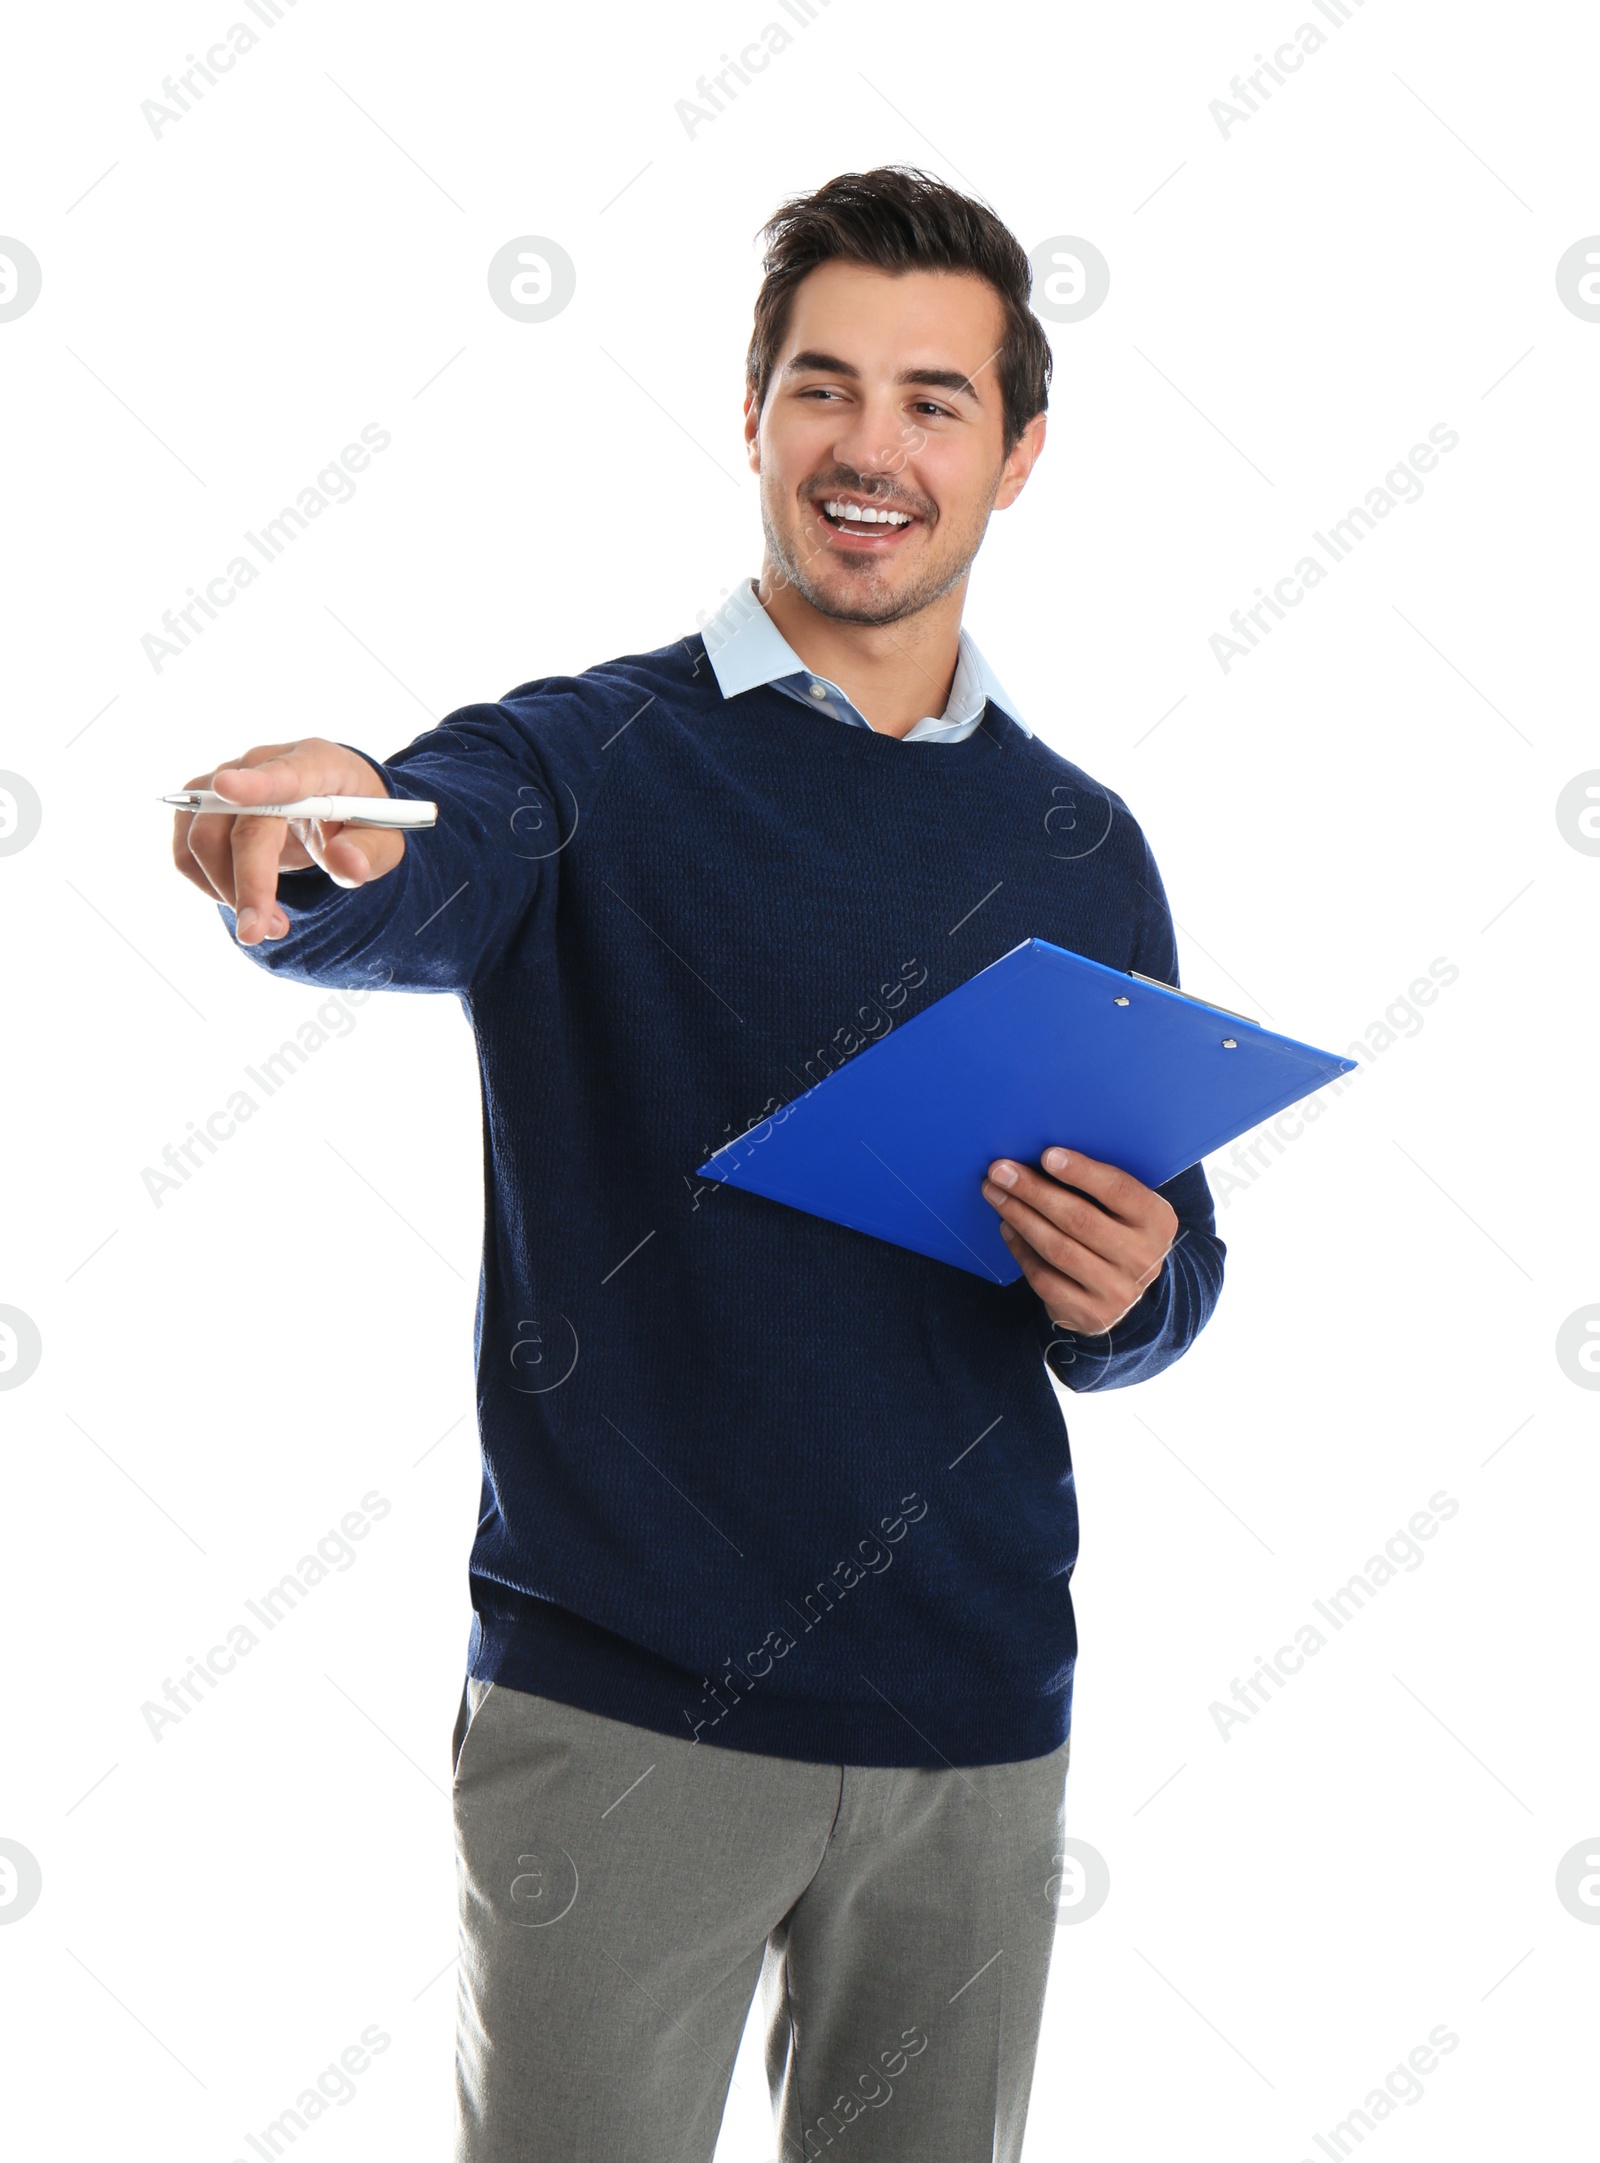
450, 1676, 1072, 2162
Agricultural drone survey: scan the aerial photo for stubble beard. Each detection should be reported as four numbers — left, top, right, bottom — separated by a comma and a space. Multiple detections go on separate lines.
759, 485, 991, 629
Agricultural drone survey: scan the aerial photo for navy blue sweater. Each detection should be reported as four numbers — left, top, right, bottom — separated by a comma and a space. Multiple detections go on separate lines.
225, 631, 1225, 1765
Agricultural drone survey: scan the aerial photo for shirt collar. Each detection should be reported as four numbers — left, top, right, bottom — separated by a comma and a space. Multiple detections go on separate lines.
698, 577, 1031, 739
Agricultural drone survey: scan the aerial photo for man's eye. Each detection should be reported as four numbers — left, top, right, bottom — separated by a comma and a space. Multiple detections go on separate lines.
912, 401, 952, 418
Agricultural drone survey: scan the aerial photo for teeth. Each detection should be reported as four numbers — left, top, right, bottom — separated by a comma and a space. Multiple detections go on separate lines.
824, 499, 911, 526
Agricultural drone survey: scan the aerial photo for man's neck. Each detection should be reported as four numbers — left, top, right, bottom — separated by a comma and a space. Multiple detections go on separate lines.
755, 564, 969, 739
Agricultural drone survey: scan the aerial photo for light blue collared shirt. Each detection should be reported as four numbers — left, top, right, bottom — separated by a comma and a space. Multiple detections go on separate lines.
698, 577, 1031, 743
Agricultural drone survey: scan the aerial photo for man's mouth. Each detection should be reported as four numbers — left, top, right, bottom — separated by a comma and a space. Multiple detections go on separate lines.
811, 493, 921, 548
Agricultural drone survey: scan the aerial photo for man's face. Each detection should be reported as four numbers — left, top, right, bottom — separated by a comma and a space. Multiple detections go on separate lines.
744, 259, 1043, 626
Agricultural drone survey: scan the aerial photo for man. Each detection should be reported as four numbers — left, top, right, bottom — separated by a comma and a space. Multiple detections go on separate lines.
171, 166, 1225, 2163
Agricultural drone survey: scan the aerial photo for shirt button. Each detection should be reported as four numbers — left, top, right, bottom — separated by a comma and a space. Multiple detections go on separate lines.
808, 681, 828, 700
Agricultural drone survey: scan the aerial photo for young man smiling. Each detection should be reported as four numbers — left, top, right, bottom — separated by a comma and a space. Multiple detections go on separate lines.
170, 167, 1225, 2163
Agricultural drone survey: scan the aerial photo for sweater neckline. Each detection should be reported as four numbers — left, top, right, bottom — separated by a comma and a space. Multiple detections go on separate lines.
730, 674, 1025, 771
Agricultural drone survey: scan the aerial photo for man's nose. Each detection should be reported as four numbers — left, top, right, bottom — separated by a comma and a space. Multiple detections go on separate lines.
826, 396, 912, 482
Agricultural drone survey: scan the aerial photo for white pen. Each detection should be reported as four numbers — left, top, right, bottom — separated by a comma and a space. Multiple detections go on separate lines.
160, 789, 437, 830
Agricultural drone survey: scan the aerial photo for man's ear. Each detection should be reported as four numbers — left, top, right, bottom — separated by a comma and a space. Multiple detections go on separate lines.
742, 385, 761, 473
994, 411, 1047, 510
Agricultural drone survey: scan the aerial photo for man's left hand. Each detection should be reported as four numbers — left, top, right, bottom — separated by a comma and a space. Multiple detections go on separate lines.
981, 1146, 1178, 1333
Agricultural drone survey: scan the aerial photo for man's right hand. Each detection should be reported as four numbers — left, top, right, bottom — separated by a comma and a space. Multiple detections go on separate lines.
172, 738, 405, 946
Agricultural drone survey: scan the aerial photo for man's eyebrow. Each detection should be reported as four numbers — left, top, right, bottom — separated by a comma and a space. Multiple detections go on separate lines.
899, 365, 983, 403
782, 349, 861, 381
781, 350, 984, 403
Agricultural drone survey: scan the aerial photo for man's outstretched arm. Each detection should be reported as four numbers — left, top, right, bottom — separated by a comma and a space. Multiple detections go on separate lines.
170, 710, 562, 995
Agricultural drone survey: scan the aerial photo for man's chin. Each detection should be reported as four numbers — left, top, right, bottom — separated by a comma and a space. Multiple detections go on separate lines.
785, 582, 895, 626
806, 591, 916, 628
799, 553, 964, 627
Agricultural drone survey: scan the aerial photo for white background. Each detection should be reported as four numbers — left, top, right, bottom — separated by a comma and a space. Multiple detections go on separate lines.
2, 2, 1596, 2157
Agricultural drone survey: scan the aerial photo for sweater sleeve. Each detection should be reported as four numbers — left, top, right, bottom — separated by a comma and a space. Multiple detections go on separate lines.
1038, 829, 1227, 1393
214, 697, 584, 996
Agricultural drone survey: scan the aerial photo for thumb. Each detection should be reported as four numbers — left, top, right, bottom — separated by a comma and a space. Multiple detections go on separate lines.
296, 817, 406, 890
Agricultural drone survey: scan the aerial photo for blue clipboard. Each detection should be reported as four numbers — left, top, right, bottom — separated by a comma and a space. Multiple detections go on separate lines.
696, 937, 1357, 1283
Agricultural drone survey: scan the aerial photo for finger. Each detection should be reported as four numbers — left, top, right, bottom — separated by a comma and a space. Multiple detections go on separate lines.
173, 767, 221, 894
176, 760, 284, 909
172, 782, 215, 897
229, 813, 292, 938
183, 815, 290, 936
195, 740, 397, 935
999, 1221, 1155, 1334
182, 803, 242, 908
215, 742, 400, 892
211, 738, 389, 814
220, 751, 317, 871
1029, 1146, 1155, 1228
172, 837, 219, 900
983, 1160, 1146, 1272
986, 1190, 1125, 1304
294, 816, 403, 890
208, 741, 331, 805
997, 1224, 1104, 1331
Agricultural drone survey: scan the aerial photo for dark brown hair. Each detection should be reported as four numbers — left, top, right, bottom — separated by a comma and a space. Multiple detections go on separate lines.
746, 166, 1052, 457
